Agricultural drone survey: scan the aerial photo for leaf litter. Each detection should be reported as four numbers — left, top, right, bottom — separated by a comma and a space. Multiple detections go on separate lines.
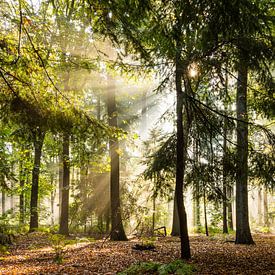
0, 233, 274, 274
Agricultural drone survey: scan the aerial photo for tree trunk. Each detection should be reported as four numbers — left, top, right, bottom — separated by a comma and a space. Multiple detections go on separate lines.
58, 155, 63, 221
175, 56, 191, 259
171, 192, 180, 236
257, 188, 262, 225
152, 195, 156, 233
228, 185, 234, 230
19, 159, 25, 224
235, 53, 254, 244
223, 116, 228, 234
50, 173, 55, 226
1, 190, 5, 215
263, 188, 269, 227
107, 84, 127, 241
203, 189, 209, 236
29, 129, 45, 232
59, 133, 70, 235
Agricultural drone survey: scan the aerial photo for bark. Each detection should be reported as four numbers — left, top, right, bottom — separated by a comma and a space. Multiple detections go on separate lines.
203, 189, 209, 236
171, 193, 180, 236
19, 159, 25, 224
263, 188, 269, 227
152, 195, 156, 233
235, 53, 254, 244
227, 185, 234, 230
50, 173, 55, 226
222, 117, 228, 234
59, 133, 70, 235
1, 190, 5, 215
257, 188, 262, 225
175, 56, 191, 259
193, 139, 201, 229
107, 85, 127, 241
29, 129, 45, 232
58, 155, 63, 220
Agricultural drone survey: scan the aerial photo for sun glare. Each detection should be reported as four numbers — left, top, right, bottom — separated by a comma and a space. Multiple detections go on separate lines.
188, 62, 199, 78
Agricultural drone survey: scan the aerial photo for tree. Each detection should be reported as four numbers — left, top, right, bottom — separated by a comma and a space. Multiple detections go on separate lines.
59, 132, 70, 235
106, 79, 127, 241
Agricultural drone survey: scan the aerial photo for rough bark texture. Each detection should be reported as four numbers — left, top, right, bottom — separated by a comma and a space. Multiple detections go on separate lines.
29, 129, 45, 232
107, 86, 127, 241
235, 54, 254, 244
59, 133, 70, 235
175, 57, 191, 259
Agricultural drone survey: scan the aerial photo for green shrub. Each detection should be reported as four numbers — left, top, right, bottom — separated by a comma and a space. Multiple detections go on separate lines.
118, 262, 160, 274
158, 260, 195, 275
260, 226, 271, 233
49, 234, 66, 264
118, 260, 195, 275
0, 244, 9, 255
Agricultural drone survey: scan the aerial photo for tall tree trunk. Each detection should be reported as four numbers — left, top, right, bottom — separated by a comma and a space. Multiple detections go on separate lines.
203, 189, 209, 236
19, 159, 25, 224
152, 195, 156, 233
235, 53, 254, 244
50, 173, 55, 226
263, 188, 269, 227
193, 138, 201, 229
175, 56, 191, 259
257, 188, 262, 225
107, 84, 127, 241
58, 155, 63, 221
29, 129, 45, 232
223, 117, 228, 234
228, 185, 234, 230
59, 133, 70, 235
171, 193, 180, 236
1, 189, 5, 215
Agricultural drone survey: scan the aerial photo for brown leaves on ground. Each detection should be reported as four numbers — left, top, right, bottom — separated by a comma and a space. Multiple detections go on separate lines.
0, 233, 274, 274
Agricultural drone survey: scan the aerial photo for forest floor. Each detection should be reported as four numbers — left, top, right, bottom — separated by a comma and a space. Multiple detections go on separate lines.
0, 232, 274, 274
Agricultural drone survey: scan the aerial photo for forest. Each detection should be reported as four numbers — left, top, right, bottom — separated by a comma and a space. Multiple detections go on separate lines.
0, 0, 274, 274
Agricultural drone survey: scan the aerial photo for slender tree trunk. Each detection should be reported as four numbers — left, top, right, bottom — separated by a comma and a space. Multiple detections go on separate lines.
59, 133, 70, 235
50, 174, 55, 226
175, 56, 191, 259
152, 195, 156, 233
235, 53, 254, 244
2, 190, 5, 215
194, 139, 201, 229
223, 117, 228, 234
58, 155, 63, 221
203, 189, 209, 236
263, 188, 269, 227
29, 129, 45, 232
228, 185, 234, 230
19, 158, 27, 224
107, 84, 127, 241
257, 188, 262, 225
